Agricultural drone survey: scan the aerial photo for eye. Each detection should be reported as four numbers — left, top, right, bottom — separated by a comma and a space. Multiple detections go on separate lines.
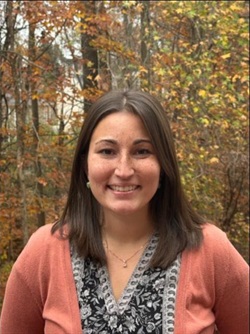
135, 148, 152, 156
98, 149, 115, 156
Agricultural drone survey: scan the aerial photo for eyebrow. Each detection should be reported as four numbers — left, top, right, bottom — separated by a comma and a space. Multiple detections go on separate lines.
95, 138, 152, 145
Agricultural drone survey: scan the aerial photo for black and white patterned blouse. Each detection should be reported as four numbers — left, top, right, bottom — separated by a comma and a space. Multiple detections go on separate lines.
71, 235, 181, 334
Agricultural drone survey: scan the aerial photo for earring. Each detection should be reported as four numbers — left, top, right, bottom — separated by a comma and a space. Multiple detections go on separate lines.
86, 181, 91, 189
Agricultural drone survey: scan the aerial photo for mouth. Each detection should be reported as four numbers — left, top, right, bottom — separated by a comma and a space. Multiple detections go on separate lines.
108, 185, 139, 192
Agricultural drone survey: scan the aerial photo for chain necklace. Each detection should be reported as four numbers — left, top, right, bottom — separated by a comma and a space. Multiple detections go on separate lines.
104, 238, 150, 268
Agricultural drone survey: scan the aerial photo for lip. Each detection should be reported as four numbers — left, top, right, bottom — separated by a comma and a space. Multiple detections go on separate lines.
108, 185, 139, 192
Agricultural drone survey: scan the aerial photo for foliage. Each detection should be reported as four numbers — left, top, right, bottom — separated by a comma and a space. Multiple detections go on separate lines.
0, 0, 249, 308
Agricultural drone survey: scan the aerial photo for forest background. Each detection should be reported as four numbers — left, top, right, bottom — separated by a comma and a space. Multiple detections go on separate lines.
0, 0, 249, 308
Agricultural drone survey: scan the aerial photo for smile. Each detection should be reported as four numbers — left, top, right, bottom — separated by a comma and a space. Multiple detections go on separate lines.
109, 185, 138, 192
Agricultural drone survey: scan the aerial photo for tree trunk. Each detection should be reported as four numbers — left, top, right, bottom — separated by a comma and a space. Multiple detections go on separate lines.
28, 21, 45, 227
6, 1, 29, 245
140, 0, 151, 90
80, 0, 98, 112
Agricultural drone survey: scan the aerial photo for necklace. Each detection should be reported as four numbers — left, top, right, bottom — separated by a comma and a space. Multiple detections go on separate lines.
104, 238, 150, 268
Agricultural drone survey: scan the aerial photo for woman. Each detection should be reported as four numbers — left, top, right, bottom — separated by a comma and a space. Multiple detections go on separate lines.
1, 90, 248, 334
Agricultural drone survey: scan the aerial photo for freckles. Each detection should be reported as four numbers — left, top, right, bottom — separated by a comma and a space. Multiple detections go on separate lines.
143, 161, 160, 172
88, 160, 111, 180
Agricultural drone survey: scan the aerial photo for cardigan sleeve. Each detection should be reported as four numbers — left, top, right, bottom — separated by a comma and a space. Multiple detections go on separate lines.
0, 224, 82, 334
0, 226, 50, 334
212, 231, 249, 334
0, 263, 45, 334
175, 223, 249, 334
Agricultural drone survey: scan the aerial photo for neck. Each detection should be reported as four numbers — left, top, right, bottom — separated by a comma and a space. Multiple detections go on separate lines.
102, 210, 155, 245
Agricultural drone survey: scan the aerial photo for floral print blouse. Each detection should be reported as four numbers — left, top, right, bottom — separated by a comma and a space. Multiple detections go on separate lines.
71, 235, 181, 333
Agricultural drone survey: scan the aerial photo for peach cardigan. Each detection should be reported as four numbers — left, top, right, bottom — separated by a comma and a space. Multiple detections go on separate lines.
0, 223, 249, 334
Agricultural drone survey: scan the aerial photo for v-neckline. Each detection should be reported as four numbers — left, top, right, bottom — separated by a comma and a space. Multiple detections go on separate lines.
98, 234, 159, 315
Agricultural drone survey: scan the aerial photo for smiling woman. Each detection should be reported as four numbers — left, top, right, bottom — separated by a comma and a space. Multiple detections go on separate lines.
87, 111, 161, 218
1, 90, 249, 334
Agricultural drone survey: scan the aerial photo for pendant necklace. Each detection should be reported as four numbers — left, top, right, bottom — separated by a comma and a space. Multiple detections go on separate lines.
104, 238, 150, 268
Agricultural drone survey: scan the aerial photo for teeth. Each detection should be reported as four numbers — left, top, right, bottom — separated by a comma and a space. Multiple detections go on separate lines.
110, 185, 137, 192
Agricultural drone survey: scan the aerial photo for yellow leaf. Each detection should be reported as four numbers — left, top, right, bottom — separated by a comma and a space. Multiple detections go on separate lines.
240, 32, 249, 39
139, 66, 148, 73
209, 157, 219, 164
87, 61, 94, 68
221, 53, 231, 59
232, 75, 240, 82
153, 35, 160, 41
228, 95, 236, 103
238, 18, 245, 24
176, 8, 183, 14
201, 118, 209, 126
198, 90, 207, 98
230, 3, 240, 11
222, 120, 229, 129
174, 80, 180, 87
241, 76, 248, 83
158, 68, 166, 76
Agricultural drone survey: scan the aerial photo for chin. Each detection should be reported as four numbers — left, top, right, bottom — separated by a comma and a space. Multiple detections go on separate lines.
108, 205, 147, 217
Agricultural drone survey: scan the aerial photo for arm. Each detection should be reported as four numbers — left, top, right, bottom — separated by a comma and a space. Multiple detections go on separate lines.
0, 264, 44, 334
0, 226, 50, 334
214, 236, 249, 334
175, 224, 249, 334
0, 224, 82, 334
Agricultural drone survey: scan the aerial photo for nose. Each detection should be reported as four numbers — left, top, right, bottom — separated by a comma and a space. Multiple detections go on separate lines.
114, 153, 134, 178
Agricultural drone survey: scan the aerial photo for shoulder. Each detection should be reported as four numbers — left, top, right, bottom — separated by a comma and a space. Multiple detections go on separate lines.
14, 223, 70, 273
200, 223, 246, 263
26, 223, 54, 245
185, 223, 229, 261
202, 222, 226, 238
182, 222, 248, 273
180, 222, 248, 302
201, 222, 228, 250
185, 222, 248, 274
10, 223, 72, 300
24, 223, 68, 250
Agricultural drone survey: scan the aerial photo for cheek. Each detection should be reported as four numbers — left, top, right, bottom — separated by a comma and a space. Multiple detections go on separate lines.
144, 162, 161, 181
87, 158, 111, 183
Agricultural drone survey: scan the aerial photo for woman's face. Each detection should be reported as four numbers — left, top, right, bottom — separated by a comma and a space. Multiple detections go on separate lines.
87, 111, 161, 218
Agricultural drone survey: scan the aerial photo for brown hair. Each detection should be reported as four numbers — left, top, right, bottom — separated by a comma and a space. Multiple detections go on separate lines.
52, 90, 204, 268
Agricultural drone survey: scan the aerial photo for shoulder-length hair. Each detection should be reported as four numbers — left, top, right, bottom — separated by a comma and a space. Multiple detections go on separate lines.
52, 90, 204, 269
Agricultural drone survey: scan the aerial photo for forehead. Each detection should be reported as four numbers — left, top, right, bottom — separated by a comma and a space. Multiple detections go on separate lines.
90, 111, 150, 140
